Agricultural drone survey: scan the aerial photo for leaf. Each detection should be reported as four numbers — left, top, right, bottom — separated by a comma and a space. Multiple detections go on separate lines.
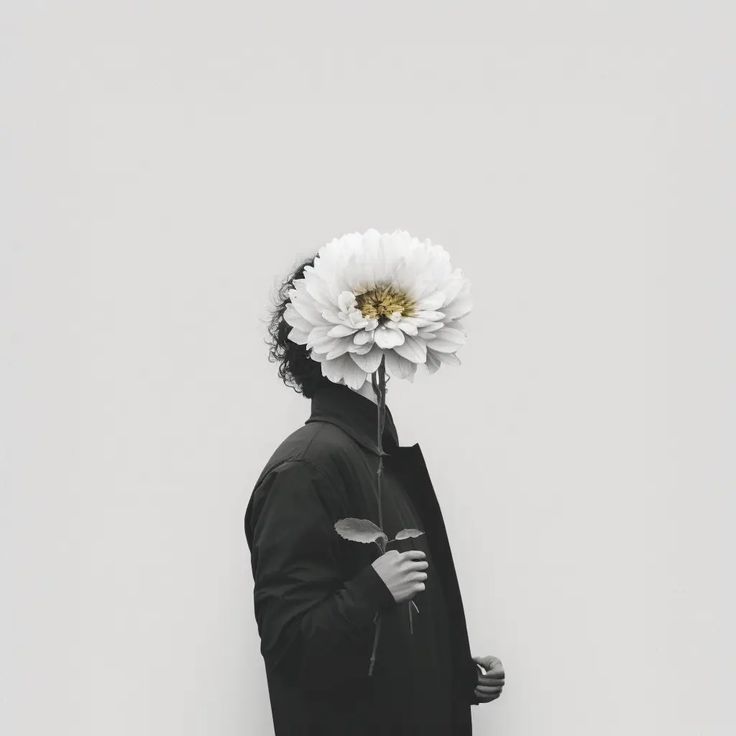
393, 528, 425, 541
334, 517, 388, 545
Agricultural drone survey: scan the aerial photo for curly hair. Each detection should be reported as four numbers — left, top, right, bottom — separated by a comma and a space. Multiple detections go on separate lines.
265, 255, 329, 398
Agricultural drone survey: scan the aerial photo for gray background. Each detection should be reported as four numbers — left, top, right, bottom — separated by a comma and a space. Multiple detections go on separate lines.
2, 2, 734, 734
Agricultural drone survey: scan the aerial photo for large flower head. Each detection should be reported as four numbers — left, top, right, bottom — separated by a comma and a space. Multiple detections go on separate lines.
284, 229, 472, 390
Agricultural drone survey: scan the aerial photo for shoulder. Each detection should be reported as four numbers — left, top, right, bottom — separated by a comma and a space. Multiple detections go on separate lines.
244, 422, 365, 546
253, 420, 365, 494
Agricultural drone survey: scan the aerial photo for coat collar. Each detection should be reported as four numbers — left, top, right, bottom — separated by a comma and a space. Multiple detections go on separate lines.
305, 380, 400, 456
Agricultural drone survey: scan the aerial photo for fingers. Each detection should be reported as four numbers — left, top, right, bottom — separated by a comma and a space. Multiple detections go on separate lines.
472, 655, 504, 677
401, 550, 426, 560
472, 654, 505, 703
474, 688, 502, 703
401, 551, 428, 572
478, 676, 505, 693
478, 670, 505, 682
487, 658, 504, 675
475, 683, 503, 695
400, 551, 428, 597
471, 655, 492, 671
474, 678, 504, 704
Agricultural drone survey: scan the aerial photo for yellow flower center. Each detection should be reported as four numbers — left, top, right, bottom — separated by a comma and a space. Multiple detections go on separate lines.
355, 284, 416, 321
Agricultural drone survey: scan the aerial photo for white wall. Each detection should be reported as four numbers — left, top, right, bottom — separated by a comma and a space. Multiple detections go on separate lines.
2, 2, 734, 734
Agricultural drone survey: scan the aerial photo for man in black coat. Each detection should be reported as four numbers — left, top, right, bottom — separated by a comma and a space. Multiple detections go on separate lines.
244, 258, 505, 734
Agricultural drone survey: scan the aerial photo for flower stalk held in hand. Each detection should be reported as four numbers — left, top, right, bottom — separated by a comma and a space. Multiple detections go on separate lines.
334, 355, 425, 675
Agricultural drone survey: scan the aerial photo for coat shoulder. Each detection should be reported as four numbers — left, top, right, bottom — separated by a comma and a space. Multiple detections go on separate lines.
244, 421, 370, 549
253, 420, 366, 495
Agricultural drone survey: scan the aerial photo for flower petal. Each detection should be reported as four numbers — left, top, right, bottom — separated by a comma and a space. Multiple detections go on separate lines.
287, 327, 310, 345
291, 296, 327, 327
392, 334, 427, 364
347, 309, 369, 327
326, 341, 354, 359
374, 325, 406, 349
328, 323, 358, 338
284, 303, 314, 333
321, 353, 368, 390
426, 326, 466, 353
353, 329, 374, 346
321, 309, 345, 325
416, 291, 445, 311
338, 291, 357, 313
411, 310, 445, 323
384, 320, 403, 330
304, 272, 337, 308
425, 350, 442, 374
349, 344, 385, 373
396, 320, 419, 336
305, 325, 331, 343
432, 350, 462, 366
441, 272, 466, 304
349, 340, 374, 355
385, 350, 418, 379
309, 334, 341, 353
441, 291, 472, 321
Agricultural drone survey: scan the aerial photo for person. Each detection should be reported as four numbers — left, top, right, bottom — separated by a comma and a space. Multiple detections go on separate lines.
244, 257, 505, 735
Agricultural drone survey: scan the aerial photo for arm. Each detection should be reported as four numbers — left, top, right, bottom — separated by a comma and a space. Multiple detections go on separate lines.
246, 459, 396, 687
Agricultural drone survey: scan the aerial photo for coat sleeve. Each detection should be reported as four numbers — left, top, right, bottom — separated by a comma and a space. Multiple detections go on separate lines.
468, 661, 483, 705
245, 458, 396, 687
452, 656, 483, 707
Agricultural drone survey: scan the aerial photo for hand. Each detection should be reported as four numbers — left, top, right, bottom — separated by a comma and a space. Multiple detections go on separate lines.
472, 655, 505, 704
371, 549, 428, 604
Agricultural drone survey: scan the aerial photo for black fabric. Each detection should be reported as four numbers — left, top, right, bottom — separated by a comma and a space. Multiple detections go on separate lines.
369, 459, 455, 733
244, 380, 480, 735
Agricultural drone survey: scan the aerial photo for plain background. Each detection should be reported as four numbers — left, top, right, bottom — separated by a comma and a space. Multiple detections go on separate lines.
2, 2, 734, 734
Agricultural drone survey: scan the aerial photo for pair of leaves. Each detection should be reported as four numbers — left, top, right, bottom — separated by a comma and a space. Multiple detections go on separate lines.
334, 517, 424, 545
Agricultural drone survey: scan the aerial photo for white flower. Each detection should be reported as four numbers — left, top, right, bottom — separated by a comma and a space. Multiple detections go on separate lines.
284, 229, 472, 390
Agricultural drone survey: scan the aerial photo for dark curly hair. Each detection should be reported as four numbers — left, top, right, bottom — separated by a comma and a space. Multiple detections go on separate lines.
265, 255, 329, 398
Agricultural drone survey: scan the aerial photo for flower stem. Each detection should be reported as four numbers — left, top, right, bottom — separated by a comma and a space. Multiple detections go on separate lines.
368, 613, 382, 676
367, 356, 387, 676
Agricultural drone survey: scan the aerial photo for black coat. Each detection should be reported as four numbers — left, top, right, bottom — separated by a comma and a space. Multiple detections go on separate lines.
244, 381, 480, 735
